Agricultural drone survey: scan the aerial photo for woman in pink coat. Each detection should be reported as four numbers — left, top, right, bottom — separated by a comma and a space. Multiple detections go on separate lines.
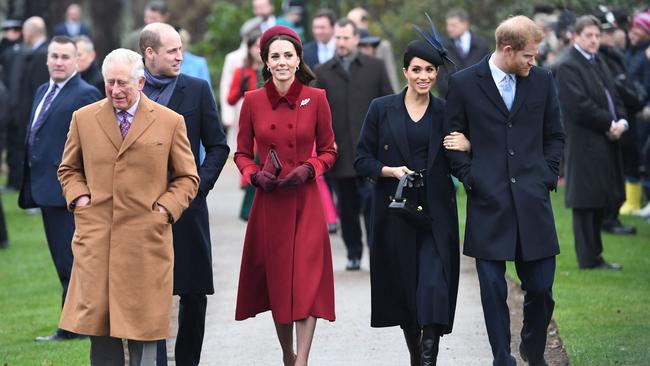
234, 26, 337, 366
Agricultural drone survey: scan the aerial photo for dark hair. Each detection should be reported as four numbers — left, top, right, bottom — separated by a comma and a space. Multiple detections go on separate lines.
446, 8, 470, 23
574, 15, 601, 35
50, 35, 77, 52
245, 29, 262, 67
145, 0, 167, 15
313, 8, 337, 27
336, 17, 358, 35
139, 28, 161, 54
261, 34, 315, 85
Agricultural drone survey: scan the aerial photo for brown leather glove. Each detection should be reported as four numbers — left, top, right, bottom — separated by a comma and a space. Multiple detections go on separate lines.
251, 171, 278, 192
278, 164, 314, 188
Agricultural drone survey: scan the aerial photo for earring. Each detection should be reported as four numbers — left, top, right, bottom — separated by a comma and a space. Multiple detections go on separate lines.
267, 66, 271, 72
296, 65, 300, 71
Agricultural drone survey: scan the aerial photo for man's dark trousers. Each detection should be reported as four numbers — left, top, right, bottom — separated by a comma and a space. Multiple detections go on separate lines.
332, 176, 372, 260
476, 256, 555, 366
40, 206, 75, 307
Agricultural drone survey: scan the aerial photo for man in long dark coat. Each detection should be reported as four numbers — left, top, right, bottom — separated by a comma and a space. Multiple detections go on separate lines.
314, 18, 392, 270
444, 16, 564, 366
140, 23, 229, 365
555, 15, 628, 271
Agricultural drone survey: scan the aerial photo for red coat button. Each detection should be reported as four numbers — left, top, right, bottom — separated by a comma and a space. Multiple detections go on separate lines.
270, 124, 276, 130
288, 124, 293, 129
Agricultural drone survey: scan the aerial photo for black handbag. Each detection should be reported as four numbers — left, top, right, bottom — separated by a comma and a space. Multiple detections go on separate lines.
388, 172, 431, 230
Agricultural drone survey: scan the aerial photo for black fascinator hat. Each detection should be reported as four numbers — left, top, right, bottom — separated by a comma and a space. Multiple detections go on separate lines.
406, 13, 456, 72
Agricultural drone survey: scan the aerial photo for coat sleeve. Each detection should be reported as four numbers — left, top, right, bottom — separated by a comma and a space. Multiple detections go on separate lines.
305, 90, 337, 177
354, 99, 383, 180
198, 80, 229, 197
542, 72, 566, 178
234, 94, 259, 184
57, 111, 90, 210
555, 62, 613, 133
156, 115, 200, 222
227, 68, 244, 106
443, 75, 473, 188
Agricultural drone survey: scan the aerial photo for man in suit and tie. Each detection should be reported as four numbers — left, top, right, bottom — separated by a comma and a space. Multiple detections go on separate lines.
555, 16, 628, 271
18, 35, 102, 341
57, 48, 199, 365
139, 23, 229, 366
302, 8, 337, 70
437, 8, 491, 97
314, 18, 393, 270
444, 16, 565, 366
53, 3, 92, 38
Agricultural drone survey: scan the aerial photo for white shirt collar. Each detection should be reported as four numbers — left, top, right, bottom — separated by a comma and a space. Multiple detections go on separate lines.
49, 71, 77, 91
459, 31, 471, 52
488, 54, 514, 85
573, 44, 593, 60
115, 92, 141, 117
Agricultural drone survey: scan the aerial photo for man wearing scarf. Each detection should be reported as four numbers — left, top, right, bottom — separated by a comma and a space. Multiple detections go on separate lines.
140, 23, 229, 366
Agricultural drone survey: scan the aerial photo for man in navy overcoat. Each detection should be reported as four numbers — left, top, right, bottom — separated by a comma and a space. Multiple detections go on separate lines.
18, 36, 102, 341
443, 16, 565, 366
140, 23, 229, 366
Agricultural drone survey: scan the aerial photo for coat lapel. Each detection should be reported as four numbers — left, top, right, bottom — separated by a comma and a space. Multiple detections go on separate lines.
476, 57, 509, 117
426, 98, 443, 172
95, 99, 123, 152
387, 91, 412, 167
39, 75, 78, 127
509, 75, 530, 118
167, 74, 185, 111
118, 93, 156, 157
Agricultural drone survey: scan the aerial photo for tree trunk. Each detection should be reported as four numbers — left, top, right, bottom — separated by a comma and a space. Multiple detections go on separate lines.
90, 0, 122, 62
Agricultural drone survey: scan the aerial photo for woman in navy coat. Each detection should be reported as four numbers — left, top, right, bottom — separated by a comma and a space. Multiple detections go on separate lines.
355, 40, 469, 365
234, 26, 336, 366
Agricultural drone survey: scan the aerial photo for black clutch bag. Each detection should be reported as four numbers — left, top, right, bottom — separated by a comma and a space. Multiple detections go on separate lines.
388, 172, 431, 230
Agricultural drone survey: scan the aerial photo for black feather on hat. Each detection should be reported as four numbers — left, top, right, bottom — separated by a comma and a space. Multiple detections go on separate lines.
409, 13, 456, 72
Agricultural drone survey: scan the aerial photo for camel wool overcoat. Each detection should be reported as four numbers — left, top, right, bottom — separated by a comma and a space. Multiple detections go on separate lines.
57, 93, 199, 340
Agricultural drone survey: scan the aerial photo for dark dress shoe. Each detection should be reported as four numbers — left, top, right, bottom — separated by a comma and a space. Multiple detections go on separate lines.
35, 328, 87, 341
602, 223, 636, 235
327, 223, 338, 234
345, 258, 361, 271
593, 261, 623, 270
519, 343, 548, 366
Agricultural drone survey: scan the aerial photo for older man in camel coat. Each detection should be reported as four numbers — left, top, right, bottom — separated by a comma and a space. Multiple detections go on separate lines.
57, 48, 199, 365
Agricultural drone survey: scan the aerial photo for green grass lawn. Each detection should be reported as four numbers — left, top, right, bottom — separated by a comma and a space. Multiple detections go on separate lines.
0, 185, 648, 365
458, 186, 649, 366
0, 191, 88, 365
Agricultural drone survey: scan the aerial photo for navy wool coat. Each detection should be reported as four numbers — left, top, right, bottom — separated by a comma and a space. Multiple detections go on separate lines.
355, 91, 459, 333
167, 74, 229, 295
443, 57, 565, 261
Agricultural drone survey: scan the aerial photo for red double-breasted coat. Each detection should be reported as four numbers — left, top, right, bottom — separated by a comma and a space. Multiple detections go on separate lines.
234, 80, 336, 324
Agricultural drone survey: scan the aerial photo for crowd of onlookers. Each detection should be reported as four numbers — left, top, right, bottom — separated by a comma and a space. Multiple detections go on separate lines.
1, 1, 649, 364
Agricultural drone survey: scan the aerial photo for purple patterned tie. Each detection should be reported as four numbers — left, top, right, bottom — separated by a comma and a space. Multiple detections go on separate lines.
119, 110, 130, 139
28, 84, 59, 148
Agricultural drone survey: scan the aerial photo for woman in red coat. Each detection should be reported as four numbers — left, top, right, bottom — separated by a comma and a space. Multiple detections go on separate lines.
234, 26, 337, 366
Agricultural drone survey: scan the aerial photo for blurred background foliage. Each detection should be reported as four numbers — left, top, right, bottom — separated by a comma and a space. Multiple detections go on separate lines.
1, 0, 648, 94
